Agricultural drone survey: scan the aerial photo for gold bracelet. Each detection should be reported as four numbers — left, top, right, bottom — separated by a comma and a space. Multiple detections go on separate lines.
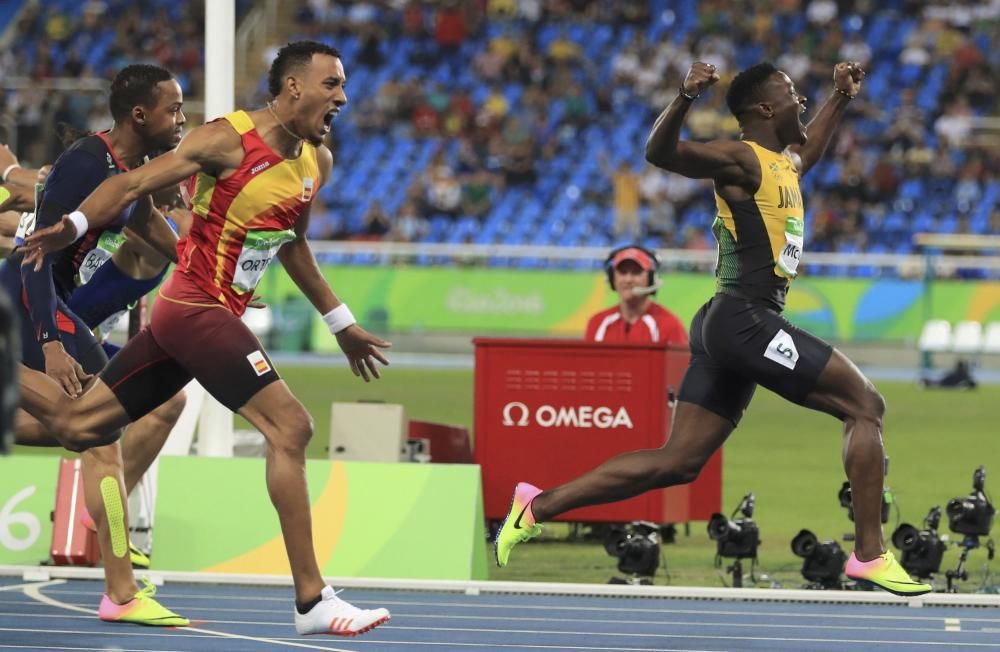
835, 88, 856, 100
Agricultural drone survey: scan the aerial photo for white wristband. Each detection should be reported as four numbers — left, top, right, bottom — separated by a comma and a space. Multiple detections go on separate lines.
323, 303, 356, 334
67, 210, 89, 241
1, 163, 19, 183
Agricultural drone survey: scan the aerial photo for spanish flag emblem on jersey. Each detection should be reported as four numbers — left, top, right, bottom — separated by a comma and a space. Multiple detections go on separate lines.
246, 350, 272, 376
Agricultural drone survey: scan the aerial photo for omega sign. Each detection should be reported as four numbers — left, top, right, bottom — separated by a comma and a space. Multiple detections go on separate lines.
502, 402, 634, 429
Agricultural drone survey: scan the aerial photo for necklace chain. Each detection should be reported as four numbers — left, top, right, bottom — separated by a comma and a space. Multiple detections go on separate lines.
267, 100, 303, 142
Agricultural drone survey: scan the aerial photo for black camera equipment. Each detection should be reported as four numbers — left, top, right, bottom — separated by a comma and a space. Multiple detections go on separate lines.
791, 529, 848, 589
838, 481, 893, 525
945, 466, 996, 593
707, 493, 759, 587
946, 466, 995, 537
891, 506, 947, 580
603, 521, 661, 584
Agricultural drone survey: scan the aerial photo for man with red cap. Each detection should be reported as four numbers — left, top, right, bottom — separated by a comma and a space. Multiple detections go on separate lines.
585, 244, 687, 346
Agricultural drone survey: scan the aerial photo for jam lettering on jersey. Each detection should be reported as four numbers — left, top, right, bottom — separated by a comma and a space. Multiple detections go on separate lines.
776, 186, 802, 209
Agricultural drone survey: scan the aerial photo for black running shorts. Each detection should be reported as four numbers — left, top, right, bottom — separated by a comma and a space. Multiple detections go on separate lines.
677, 293, 834, 425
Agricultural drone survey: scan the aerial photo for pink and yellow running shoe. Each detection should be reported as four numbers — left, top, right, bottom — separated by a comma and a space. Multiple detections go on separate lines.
494, 482, 544, 567
845, 550, 932, 596
98, 579, 189, 627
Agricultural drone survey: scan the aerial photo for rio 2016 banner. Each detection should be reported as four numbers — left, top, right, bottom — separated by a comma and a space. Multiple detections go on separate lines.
0, 456, 488, 580
254, 266, 1000, 348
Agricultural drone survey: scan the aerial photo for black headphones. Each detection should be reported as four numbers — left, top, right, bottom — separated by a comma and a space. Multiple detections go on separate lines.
604, 244, 660, 293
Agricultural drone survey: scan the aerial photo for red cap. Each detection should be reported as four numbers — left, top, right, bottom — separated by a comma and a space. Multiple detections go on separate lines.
611, 247, 655, 271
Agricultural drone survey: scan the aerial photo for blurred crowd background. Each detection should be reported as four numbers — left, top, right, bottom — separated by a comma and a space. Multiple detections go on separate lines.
1, 0, 998, 276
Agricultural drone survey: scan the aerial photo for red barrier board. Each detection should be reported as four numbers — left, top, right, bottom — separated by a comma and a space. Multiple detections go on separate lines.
50, 458, 99, 566
473, 338, 721, 524
408, 420, 473, 464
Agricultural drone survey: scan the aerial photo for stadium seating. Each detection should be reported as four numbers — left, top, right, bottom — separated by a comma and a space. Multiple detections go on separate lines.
276, 0, 997, 277
951, 320, 984, 355
918, 319, 952, 354
3, 1, 996, 277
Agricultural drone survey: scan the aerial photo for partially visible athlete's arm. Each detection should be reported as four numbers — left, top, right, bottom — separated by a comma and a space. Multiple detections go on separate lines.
0, 183, 34, 212
277, 145, 340, 314
0, 210, 19, 238
787, 61, 865, 176
0, 143, 48, 187
125, 196, 179, 264
645, 63, 753, 185
74, 121, 238, 231
21, 149, 108, 345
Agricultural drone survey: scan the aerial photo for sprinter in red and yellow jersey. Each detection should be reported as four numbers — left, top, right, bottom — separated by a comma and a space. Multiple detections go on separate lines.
19, 41, 391, 637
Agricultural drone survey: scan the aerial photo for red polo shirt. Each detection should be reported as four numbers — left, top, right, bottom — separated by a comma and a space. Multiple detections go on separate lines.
584, 302, 688, 346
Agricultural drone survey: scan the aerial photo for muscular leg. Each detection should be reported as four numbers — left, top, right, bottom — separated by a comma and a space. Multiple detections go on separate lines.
121, 390, 186, 493
531, 401, 734, 522
802, 348, 887, 561
13, 409, 59, 446
237, 380, 324, 603
14, 385, 141, 604
19, 365, 132, 451
80, 442, 138, 602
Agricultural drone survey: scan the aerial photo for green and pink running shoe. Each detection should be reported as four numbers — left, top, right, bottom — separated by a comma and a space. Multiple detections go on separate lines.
845, 550, 933, 596
494, 482, 544, 567
98, 579, 189, 626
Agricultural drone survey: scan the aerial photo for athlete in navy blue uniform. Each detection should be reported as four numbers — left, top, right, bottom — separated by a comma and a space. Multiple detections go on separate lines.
2, 65, 187, 626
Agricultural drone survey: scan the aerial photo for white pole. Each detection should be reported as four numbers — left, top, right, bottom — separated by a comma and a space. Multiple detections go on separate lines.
204, 0, 235, 121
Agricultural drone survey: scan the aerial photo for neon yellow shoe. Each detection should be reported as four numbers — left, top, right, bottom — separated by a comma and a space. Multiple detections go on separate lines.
98, 579, 189, 626
845, 550, 933, 596
129, 542, 150, 569
81, 507, 150, 569
494, 482, 544, 567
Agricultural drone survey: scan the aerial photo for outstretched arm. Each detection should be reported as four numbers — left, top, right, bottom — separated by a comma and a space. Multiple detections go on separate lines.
125, 196, 179, 264
276, 146, 390, 381
0, 143, 49, 187
0, 183, 35, 212
787, 62, 865, 176
22, 121, 237, 268
645, 62, 754, 185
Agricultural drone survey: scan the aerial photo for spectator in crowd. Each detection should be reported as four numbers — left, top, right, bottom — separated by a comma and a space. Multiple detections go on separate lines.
392, 200, 430, 243
600, 156, 641, 239
360, 200, 392, 239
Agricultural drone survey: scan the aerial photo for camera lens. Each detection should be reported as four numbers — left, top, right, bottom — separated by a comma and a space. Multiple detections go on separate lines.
707, 514, 735, 540
891, 523, 920, 551
947, 498, 970, 519
791, 529, 817, 558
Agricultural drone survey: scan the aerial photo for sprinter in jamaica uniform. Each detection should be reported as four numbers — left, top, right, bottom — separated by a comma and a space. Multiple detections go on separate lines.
494, 61, 932, 597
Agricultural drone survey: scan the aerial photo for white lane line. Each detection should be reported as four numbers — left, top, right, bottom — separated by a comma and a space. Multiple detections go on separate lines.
32, 590, 1000, 626
0, 646, 188, 652
0, 609, 989, 636
947, 618, 963, 632
0, 579, 67, 593
221, 642, 722, 652
374, 624, 1000, 646
20, 583, 355, 652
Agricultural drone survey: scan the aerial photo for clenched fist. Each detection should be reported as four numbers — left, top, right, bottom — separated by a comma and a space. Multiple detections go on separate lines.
834, 61, 865, 98
681, 62, 721, 98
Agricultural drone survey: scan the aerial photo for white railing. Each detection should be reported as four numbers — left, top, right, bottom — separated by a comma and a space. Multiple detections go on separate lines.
306, 241, 1000, 273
